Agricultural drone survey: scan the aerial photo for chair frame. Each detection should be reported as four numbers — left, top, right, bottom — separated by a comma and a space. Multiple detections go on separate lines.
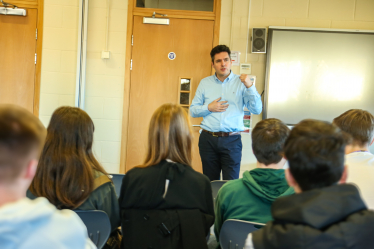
109, 173, 125, 198
74, 210, 111, 249
211, 180, 228, 196
219, 219, 265, 249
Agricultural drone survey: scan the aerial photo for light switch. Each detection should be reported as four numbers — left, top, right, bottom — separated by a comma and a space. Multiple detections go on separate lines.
101, 51, 110, 59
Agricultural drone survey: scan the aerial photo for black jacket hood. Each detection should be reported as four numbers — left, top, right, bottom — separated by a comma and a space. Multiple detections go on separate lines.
252, 184, 374, 249
271, 184, 366, 229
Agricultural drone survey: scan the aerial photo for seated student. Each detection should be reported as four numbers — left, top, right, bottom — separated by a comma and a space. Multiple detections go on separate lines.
0, 105, 95, 248
119, 104, 214, 249
333, 109, 374, 209
245, 119, 374, 249
214, 118, 294, 248
27, 107, 121, 245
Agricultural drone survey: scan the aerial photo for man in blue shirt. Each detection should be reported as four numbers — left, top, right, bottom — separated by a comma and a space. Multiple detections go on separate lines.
190, 45, 262, 180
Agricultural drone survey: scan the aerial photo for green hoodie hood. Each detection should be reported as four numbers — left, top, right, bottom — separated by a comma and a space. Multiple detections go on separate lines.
243, 168, 294, 203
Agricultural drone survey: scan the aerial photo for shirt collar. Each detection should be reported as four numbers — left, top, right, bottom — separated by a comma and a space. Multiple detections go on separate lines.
214, 71, 234, 83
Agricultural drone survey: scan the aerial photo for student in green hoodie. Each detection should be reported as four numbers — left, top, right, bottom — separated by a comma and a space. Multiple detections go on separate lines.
214, 118, 295, 247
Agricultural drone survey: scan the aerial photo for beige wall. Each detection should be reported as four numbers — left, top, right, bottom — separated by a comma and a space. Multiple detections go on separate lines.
85, 0, 128, 173
39, 0, 128, 173
39, 0, 79, 126
39, 0, 374, 174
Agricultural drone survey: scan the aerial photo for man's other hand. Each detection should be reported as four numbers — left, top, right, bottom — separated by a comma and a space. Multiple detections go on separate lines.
240, 74, 255, 88
208, 97, 229, 112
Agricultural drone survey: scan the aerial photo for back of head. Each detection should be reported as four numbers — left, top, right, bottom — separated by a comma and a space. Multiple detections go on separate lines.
333, 109, 374, 147
143, 104, 193, 167
251, 118, 290, 165
0, 105, 45, 184
285, 119, 346, 191
29, 106, 107, 209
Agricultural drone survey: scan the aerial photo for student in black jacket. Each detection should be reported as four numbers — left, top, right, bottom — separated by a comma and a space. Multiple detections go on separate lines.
245, 119, 374, 249
119, 104, 215, 249
27, 107, 120, 232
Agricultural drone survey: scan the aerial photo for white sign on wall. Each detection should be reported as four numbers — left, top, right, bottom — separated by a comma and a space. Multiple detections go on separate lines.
231, 51, 240, 66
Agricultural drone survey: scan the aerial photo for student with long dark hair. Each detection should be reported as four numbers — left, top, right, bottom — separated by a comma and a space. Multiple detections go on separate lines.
27, 107, 121, 236
119, 103, 214, 249
0, 105, 95, 248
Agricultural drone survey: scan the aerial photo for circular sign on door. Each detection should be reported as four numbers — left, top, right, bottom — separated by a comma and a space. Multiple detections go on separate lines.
168, 52, 176, 60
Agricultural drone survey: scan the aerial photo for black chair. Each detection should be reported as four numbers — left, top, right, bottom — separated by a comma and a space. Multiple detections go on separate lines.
74, 210, 111, 249
109, 173, 125, 198
211, 180, 228, 202
219, 219, 265, 249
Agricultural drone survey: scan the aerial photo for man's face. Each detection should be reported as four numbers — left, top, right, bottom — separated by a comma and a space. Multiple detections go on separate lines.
212, 52, 232, 78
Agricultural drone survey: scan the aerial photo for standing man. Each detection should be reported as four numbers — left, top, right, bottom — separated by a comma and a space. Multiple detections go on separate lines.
190, 45, 262, 181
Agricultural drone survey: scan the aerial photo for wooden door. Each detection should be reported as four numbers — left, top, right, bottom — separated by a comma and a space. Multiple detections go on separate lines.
126, 16, 214, 172
0, 9, 38, 113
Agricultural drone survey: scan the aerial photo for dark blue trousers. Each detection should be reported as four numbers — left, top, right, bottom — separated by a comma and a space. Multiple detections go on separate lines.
198, 131, 242, 181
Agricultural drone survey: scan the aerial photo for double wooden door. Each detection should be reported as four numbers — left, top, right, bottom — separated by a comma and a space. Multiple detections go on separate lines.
0, 9, 38, 113
125, 16, 214, 172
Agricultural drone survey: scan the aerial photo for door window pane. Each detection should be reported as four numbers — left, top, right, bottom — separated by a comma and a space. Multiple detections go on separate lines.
180, 92, 190, 105
137, 0, 214, 12
181, 78, 190, 91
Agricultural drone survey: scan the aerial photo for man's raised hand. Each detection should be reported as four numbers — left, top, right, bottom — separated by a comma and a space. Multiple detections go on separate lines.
208, 97, 229, 112
240, 74, 256, 88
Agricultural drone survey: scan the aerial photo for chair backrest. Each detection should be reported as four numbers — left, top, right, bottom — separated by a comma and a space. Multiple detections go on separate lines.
211, 180, 228, 201
219, 219, 265, 249
74, 210, 111, 249
109, 173, 125, 198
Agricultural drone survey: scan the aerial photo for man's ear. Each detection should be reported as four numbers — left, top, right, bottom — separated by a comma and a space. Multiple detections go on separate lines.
370, 137, 374, 146
285, 168, 296, 188
24, 159, 38, 180
339, 166, 348, 184
345, 144, 352, 155
285, 168, 302, 193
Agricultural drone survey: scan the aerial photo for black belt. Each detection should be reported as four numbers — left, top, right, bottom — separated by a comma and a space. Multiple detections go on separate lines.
202, 129, 240, 137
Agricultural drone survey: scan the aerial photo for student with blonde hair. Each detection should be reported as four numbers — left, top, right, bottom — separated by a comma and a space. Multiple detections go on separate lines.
119, 103, 214, 249
0, 105, 95, 249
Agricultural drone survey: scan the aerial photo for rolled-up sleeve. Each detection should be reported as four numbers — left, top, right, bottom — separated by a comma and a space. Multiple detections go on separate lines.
243, 85, 262, 115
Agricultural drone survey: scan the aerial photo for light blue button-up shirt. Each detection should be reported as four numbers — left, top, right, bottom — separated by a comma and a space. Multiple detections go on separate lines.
190, 72, 262, 132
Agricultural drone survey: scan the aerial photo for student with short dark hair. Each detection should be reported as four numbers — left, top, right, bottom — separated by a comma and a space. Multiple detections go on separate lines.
245, 119, 374, 249
214, 118, 294, 248
0, 105, 95, 248
333, 109, 374, 208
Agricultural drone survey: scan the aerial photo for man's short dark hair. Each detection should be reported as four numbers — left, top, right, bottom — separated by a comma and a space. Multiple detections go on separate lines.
252, 118, 290, 165
210, 45, 231, 63
333, 109, 374, 146
285, 119, 346, 192
0, 105, 46, 183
